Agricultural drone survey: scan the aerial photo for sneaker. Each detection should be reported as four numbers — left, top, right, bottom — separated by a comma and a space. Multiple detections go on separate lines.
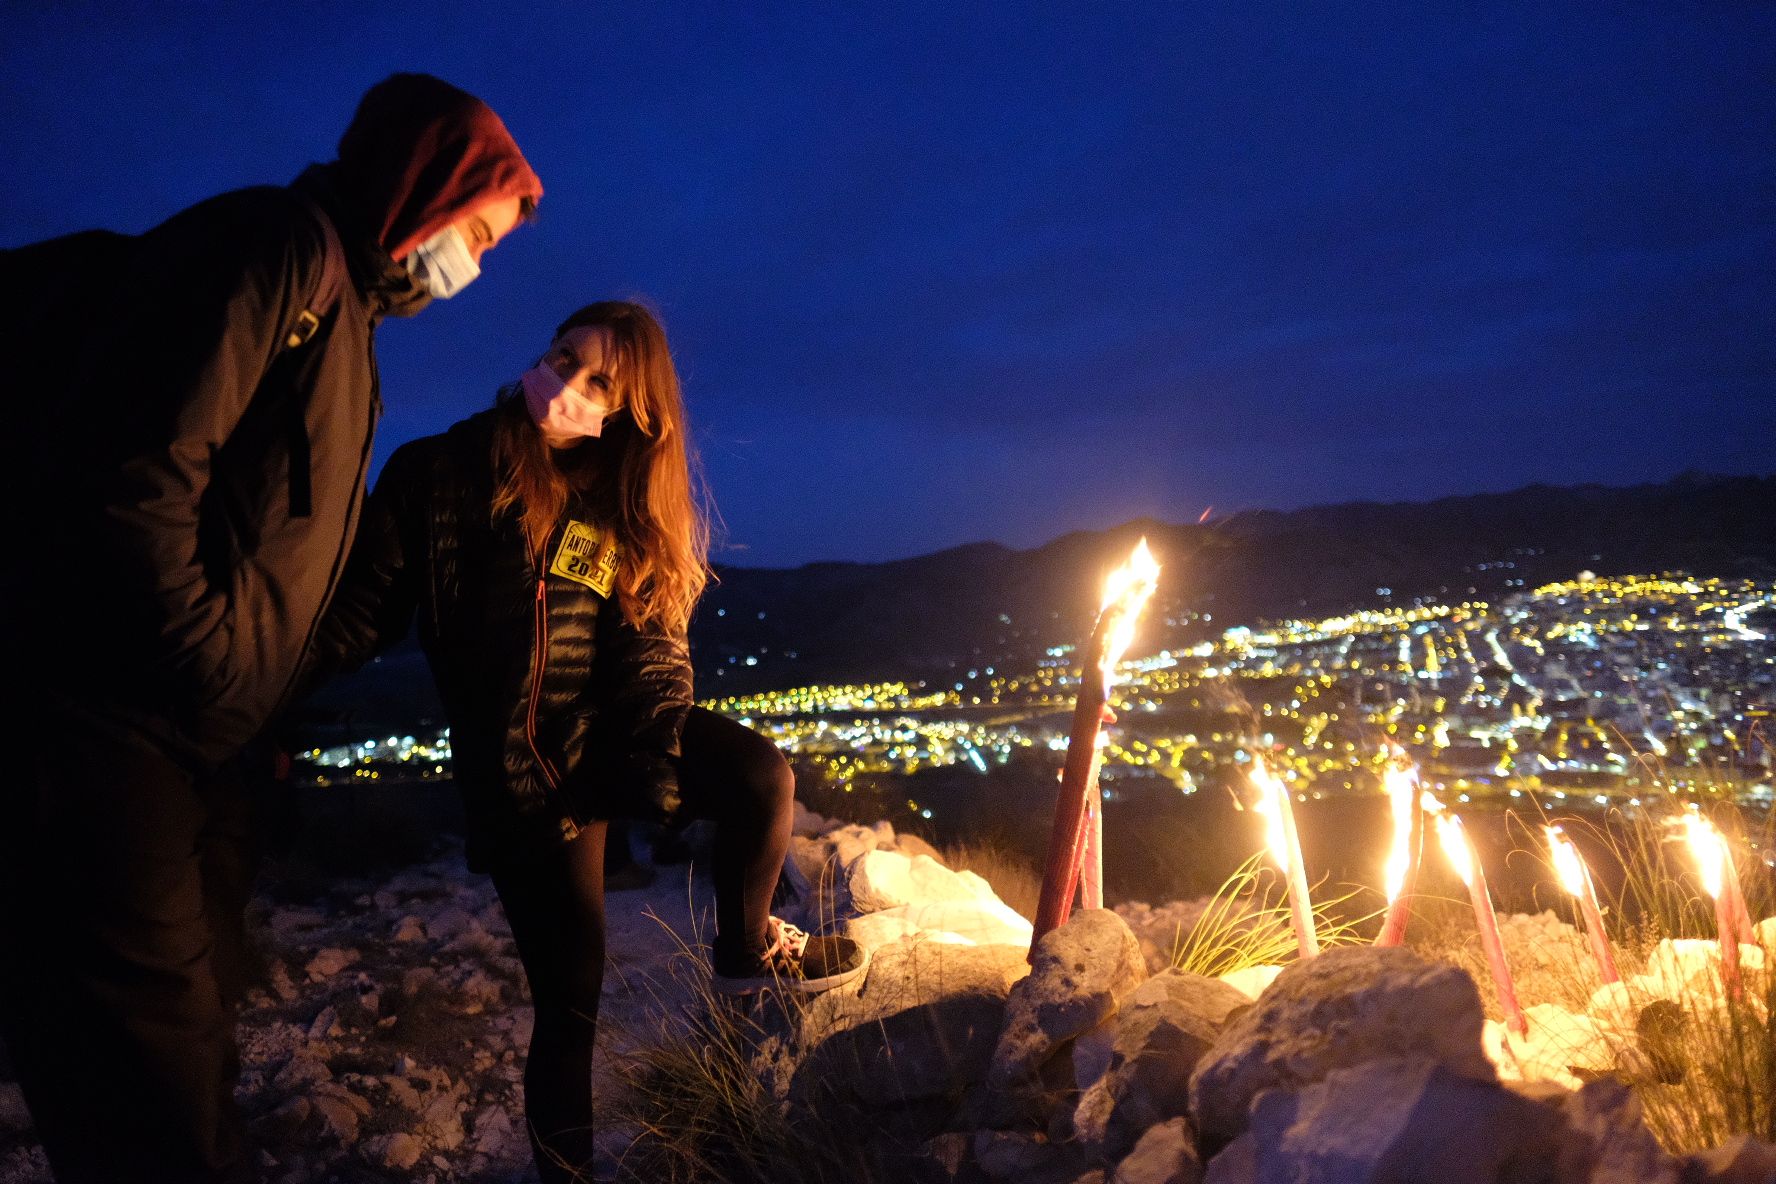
710, 917, 868, 996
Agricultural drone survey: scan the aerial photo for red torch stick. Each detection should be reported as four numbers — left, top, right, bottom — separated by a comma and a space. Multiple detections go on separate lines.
1437, 812, 1527, 1038
1546, 826, 1620, 985
1723, 845, 1757, 946
1030, 540, 1160, 958
1683, 811, 1745, 1001
1080, 773, 1105, 910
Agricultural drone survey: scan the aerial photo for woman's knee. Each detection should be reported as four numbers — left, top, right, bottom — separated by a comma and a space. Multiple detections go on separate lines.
747, 740, 795, 822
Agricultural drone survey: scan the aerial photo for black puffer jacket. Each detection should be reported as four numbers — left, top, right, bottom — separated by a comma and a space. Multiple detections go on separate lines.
3, 174, 407, 770
306, 408, 695, 866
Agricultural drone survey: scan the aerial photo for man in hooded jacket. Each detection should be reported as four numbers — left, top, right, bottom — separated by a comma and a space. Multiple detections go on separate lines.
0, 74, 542, 1183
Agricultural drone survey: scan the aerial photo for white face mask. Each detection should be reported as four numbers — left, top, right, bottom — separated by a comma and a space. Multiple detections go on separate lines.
406, 224, 480, 299
521, 362, 612, 440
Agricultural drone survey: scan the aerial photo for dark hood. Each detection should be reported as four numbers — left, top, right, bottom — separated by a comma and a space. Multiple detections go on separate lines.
331, 72, 544, 263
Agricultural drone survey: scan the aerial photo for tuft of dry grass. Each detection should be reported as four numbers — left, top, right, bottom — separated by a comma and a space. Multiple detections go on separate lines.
601, 913, 916, 1184
940, 839, 1041, 921
1406, 802, 1775, 1155
1169, 853, 1374, 979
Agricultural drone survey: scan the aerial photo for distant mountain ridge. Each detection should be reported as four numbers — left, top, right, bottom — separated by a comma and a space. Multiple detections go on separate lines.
691, 471, 1776, 695
299, 472, 1776, 727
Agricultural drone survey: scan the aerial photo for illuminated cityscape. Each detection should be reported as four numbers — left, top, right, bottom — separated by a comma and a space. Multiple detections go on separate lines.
298, 572, 1776, 814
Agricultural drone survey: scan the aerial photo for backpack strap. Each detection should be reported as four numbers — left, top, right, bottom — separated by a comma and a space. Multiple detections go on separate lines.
280, 194, 350, 518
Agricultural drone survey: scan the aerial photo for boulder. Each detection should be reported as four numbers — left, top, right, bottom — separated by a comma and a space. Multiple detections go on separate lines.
848, 898, 1034, 953
0, 1082, 31, 1133
1074, 977, 1231, 1161
1554, 1079, 1680, 1184
303, 948, 358, 981
826, 823, 883, 869
987, 910, 1147, 1098
790, 940, 1028, 1110
1110, 1117, 1203, 1184
849, 849, 981, 914
361, 1132, 424, 1170
973, 1129, 1084, 1184
1686, 1133, 1776, 1184
1199, 1134, 1256, 1184
1129, 969, 1250, 1029
249, 1096, 311, 1143
1245, 1056, 1565, 1183
310, 1092, 364, 1146
1188, 945, 1492, 1146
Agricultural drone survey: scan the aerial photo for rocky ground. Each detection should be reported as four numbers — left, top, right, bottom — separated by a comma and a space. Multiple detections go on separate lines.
3, 805, 1774, 1184
0, 833, 717, 1184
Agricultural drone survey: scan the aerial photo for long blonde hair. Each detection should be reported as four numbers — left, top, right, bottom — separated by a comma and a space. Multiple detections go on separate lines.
491, 301, 711, 634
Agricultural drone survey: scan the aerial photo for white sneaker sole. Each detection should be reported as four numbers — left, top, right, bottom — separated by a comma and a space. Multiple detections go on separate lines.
711, 950, 870, 996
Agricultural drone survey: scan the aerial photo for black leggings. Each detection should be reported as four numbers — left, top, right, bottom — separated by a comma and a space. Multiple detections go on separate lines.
489, 706, 793, 1183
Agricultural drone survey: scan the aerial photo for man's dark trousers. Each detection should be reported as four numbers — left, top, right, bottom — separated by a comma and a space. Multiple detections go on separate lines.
0, 701, 253, 1184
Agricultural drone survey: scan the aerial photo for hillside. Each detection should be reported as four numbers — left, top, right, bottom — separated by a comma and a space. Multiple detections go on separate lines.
299, 471, 1776, 725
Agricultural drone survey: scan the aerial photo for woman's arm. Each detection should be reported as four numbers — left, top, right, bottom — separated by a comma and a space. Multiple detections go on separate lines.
585, 604, 695, 825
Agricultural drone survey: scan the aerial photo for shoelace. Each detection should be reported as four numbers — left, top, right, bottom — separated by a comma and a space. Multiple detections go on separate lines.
762, 917, 810, 966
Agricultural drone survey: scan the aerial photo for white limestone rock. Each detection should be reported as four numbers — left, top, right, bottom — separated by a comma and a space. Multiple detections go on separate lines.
825, 823, 883, 869
1188, 945, 1492, 1146
848, 849, 982, 914
1110, 1117, 1203, 1184
987, 909, 1147, 1097
1214, 964, 1281, 1001
1484, 1002, 1617, 1089
361, 1132, 424, 1170
303, 947, 358, 981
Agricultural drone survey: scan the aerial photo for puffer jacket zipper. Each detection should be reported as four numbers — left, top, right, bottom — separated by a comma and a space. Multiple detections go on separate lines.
526, 531, 581, 841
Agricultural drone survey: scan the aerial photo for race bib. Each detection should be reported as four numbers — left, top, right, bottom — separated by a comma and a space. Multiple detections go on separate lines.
551, 519, 621, 597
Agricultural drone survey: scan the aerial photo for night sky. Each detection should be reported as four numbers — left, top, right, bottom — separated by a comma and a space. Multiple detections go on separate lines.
5, 5, 1771, 567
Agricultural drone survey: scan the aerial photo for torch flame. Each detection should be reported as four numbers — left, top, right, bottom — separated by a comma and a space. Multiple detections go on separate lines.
1546, 826, 1589, 899
1435, 811, 1475, 888
1681, 811, 1728, 901
1096, 537, 1161, 688
1248, 759, 1290, 871
1380, 761, 1417, 903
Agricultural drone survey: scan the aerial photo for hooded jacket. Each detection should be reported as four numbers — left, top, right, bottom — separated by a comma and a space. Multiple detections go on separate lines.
306, 407, 696, 868
5, 74, 542, 771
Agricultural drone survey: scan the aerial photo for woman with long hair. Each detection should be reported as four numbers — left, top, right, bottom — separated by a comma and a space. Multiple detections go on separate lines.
307, 301, 864, 1181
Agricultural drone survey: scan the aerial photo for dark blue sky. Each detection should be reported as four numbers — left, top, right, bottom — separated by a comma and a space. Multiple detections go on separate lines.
5, 4, 1771, 567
